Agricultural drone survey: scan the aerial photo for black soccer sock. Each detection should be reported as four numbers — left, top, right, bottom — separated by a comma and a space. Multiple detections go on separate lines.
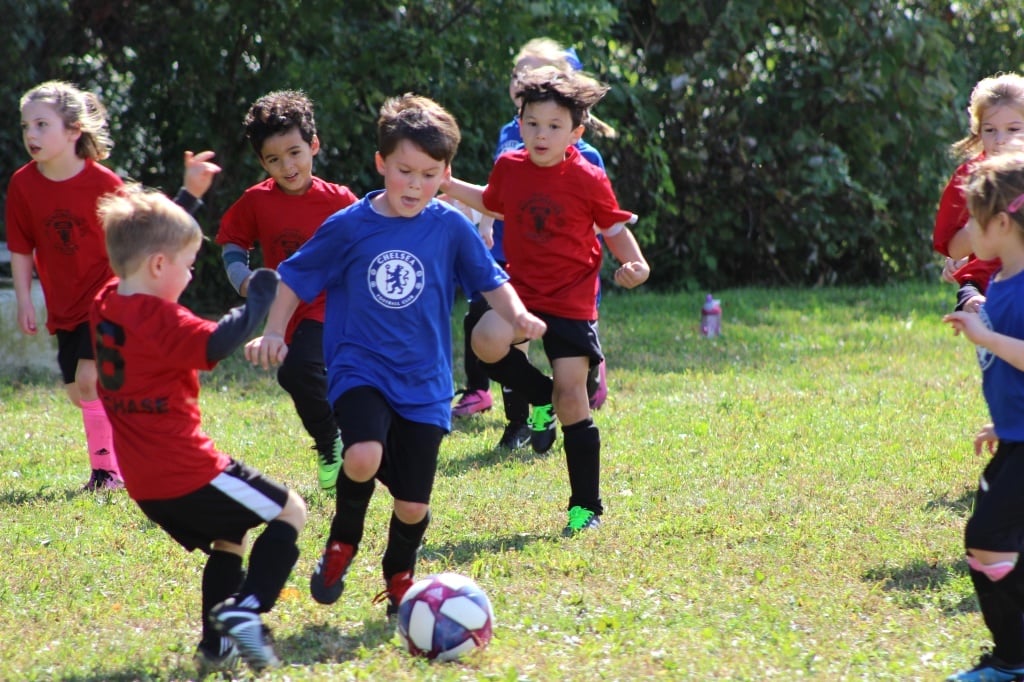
480, 348, 553, 407
241, 520, 300, 613
330, 470, 376, 547
563, 418, 603, 515
463, 302, 491, 393
382, 511, 431, 579
201, 550, 245, 645
981, 561, 1024, 664
502, 385, 530, 424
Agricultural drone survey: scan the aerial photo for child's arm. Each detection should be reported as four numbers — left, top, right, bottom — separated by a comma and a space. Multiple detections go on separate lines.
221, 243, 254, 296
974, 422, 998, 456
10, 252, 37, 335
207, 268, 279, 362
480, 282, 546, 340
945, 311, 1024, 371
602, 222, 651, 289
442, 178, 502, 220
244, 281, 302, 369
180, 150, 221, 202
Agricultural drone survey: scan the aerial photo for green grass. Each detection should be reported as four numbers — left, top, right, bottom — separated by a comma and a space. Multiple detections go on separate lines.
0, 284, 994, 680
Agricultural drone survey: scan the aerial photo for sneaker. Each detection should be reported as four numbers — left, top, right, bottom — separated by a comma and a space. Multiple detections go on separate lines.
497, 421, 531, 450
81, 469, 124, 492
946, 653, 1024, 681
588, 360, 608, 410
452, 388, 493, 418
562, 506, 601, 537
373, 570, 415, 619
527, 404, 557, 453
316, 437, 343, 490
193, 636, 239, 676
310, 540, 356, 605
209, 598, 279, 672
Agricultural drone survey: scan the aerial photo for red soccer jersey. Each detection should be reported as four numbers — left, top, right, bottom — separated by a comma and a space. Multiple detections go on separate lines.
5, 159, 123, 333
932, 154, 1000, 292
91, 281, 230, 501
215, 176, 357, 340
482, 146, 633, 320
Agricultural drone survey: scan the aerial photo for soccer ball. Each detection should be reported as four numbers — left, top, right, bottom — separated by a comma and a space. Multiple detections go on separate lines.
396, 572, 494, 661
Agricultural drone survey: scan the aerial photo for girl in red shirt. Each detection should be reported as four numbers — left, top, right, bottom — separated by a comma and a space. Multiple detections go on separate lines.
934, 73, 1024, 311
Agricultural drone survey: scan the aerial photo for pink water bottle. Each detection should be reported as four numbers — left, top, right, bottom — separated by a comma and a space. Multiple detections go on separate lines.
700, 294, 721, 338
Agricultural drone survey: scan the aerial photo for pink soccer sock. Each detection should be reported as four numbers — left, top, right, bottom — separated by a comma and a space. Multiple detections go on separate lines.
967, 555, 1016, 582
81, 399, 121, 479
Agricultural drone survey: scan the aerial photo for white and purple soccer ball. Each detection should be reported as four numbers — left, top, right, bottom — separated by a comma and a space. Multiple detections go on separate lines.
396, 572, 495, 661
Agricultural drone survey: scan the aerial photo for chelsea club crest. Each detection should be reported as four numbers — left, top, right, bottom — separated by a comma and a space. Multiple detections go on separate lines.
368, 250, 425, 309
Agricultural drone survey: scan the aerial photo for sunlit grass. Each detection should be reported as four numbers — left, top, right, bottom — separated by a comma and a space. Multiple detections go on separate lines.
0, 283, 993, 680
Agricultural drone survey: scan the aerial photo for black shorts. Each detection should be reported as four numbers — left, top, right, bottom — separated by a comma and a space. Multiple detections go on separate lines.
966, 441, 1024, 552
56, 322, 94, 384
534, 312, 603, 368
136, 460, 290, 553
333, 386, 445, 504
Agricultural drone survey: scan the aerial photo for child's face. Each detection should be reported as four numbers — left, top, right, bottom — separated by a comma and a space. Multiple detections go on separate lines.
519, 100, 584, 167
154, 241, 199, 302
374, 139, 450, 218
20, 101, 80, 165
259, 127, 319, 195
981, 105, 1024, 156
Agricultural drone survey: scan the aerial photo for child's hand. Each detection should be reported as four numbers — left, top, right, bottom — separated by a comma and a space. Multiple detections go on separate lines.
478, 216, 494, 249
244, 332, 288, 370
15, 302, 37, 335
514, 311, 547, 341
941, 257, 968, 284
943, 310, 990, 345
974, 422, 998, 455
182, 150, 222, 199
613, 261, 650, 289
961, 293, 986, 314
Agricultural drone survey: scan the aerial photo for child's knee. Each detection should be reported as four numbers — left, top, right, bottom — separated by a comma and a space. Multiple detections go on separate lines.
279, 490, 307, 532
343, 441, 383, 481
394, 499, 429, 524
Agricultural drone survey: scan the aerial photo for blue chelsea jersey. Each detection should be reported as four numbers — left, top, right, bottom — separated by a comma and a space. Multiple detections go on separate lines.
278, 191, 508, 430
978, 268, 1024, 441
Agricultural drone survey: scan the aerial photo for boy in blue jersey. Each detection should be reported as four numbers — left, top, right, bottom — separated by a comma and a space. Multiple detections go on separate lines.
245, 94, 546, 618
944, 152, 1024, 682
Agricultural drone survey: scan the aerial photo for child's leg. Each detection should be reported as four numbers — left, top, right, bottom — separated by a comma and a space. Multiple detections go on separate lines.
382, 501, 430, 580
230, 491, 305, 614
473, 310, 553, 406
200, 541, 246, 652
462, 298, 492, 394
275, 321, 341, 489
552, 356, 603, 516
77, 359, 122, 480
328, 444, 380, 545
961, 444, 1024, 666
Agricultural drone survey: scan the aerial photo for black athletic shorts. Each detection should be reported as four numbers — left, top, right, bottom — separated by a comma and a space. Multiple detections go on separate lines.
533, 312, 603, 368
56, 322, 94, 384
333, 385, 445, 504
136, 460, 290, 553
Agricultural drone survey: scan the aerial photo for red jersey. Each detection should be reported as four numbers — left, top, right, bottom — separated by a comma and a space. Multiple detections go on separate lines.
5, 159, 123, 333
215, 176, 357, 340
932, 154, 1000, 292
482, 146, 632, 319
91, 281, 230, 501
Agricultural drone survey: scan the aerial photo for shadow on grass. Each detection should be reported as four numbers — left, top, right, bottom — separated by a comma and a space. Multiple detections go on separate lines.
423, 532, 546, 564
438, 439, 557, 476
862, 557, 977, 615
0, 487, 78, 506
924, 488, 975, 516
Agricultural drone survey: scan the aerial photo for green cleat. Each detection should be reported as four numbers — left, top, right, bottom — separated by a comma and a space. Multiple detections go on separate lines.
562, 506, 601, 537
317, 436, 342, 490
527, 404, 557, 454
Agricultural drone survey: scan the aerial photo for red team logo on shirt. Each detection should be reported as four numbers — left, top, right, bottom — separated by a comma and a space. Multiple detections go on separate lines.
274, 230, 306, 259
46, 209, 84, 255
518, 195, 563, 245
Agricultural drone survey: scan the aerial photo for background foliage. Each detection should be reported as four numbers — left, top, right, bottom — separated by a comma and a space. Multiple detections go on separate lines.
1, 0, 1024, 310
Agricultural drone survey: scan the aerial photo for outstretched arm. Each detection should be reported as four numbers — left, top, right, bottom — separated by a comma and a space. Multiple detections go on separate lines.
207, 268, 279, 362
244, 281, 302, 369
945, 311, 1024, 371
441, 177, 502, 219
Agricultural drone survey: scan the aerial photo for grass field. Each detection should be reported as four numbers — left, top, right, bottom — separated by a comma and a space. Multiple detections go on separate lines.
0, 284, 996, 680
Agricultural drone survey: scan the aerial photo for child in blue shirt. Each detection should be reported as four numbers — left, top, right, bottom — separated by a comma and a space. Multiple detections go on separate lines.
245, 94, 545, 618
944, 151, 1024, 682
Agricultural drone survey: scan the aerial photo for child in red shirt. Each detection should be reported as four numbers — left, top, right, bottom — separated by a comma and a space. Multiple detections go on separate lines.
933, 73, 1024, 311
92, 187, 305, 675
443, 66, 650, 536
216, 90, 357, 490
6, 80, 218, 491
